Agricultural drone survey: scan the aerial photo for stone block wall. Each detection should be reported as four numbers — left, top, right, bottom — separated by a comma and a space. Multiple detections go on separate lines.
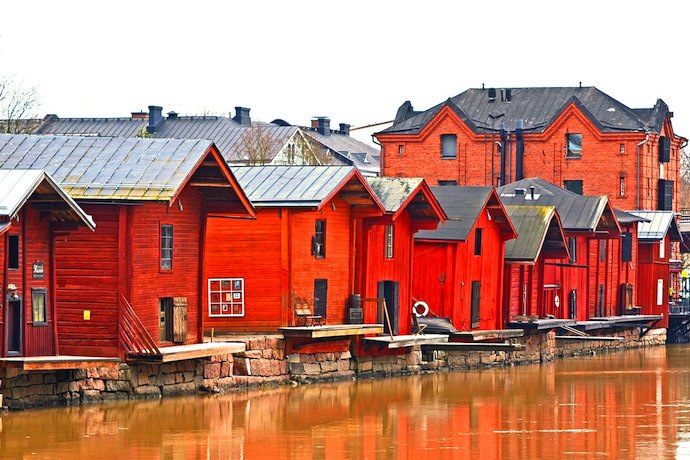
289, 351, 354, 382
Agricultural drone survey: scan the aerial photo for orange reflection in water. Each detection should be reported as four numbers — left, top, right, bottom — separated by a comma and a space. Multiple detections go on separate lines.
2, 346, 690, 459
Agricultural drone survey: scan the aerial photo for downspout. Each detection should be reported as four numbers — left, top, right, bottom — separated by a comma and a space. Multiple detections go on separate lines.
499, 127, 507, 186
515, 124, 524, 181
637, 133, 650, 209
372, 135, 383, 176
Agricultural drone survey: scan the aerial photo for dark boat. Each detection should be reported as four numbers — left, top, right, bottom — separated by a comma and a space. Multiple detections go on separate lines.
416, 316, 457, 335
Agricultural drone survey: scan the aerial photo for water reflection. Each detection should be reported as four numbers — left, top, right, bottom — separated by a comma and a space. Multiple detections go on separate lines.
2, 346, 690, 459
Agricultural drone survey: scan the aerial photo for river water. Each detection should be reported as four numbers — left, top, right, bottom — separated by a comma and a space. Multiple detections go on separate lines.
2, 345, 690, 459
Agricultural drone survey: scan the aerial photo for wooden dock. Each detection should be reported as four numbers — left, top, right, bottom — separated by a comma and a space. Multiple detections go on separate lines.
128, 342, 246, 363
280, 324, 384, 339
0, 356, 121, 371
362, 334, 448, 349
451, 329, 524, 342
421, 342, 525, 352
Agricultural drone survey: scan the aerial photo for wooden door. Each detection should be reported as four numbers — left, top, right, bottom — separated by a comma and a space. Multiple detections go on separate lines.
378, 281, 399, 335
6, 298, 22, 356
314, 279, 328, 318
173, 297, 188, 344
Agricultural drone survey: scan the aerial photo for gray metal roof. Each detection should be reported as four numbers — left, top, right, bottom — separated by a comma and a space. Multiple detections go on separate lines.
380, 87, 670, 136
35, 115, 147, 137
498, 178, 617, 232
614, 208, 650, 225
231, 165, 359, 208
0, 134, 216, 201
629, 210, 682, 241
304, 129, 380, 176
414, 186, 493, 241
0, 169, 95, 229
365, 177, 423, 213
504, 206, 567, 262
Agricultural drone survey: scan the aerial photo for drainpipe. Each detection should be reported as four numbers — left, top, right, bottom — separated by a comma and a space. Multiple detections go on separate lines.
372, 135, 383, 176
499, 127, 507, 186
637, 133, 650, 209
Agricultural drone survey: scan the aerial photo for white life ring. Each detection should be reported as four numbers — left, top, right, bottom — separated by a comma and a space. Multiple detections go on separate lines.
413, 301, 429, 317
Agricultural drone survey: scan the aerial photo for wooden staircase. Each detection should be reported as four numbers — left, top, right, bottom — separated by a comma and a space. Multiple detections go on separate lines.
119, 294, 161, 357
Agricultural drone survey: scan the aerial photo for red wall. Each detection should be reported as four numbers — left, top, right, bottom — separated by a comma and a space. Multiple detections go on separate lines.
637, 236, 670, 328
413, 210, 505, 331
378, 105, 681, 212
203, 197, 354, 332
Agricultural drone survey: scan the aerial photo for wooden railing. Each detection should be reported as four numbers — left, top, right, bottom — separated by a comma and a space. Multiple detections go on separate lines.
119, 294, 161, 357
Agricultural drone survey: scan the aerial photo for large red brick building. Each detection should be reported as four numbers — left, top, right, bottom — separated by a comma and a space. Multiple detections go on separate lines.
375, 86, 686, 212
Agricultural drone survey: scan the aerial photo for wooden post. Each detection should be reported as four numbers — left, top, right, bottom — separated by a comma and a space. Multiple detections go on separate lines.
382, 299, 394, 339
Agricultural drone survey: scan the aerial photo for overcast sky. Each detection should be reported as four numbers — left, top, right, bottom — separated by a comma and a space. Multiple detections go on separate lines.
1, 1, 688, 147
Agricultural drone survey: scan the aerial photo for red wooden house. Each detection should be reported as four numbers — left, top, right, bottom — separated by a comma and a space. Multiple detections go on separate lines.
611, 210, 648, 315
498, 178, 621, 321
412, 187, 516, 331
629, 211, 682, 328
502, 205, 569, 321
375, 86, 685, 214
356, 177, 446, 336
0, 134, 254, 358
202, 165, 385, 333
0, 169, 95, 357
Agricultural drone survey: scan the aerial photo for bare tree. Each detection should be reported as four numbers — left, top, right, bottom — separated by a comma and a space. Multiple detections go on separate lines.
293, 131, 333, 166
0, 76, 39, 133
239, 125, 281, 166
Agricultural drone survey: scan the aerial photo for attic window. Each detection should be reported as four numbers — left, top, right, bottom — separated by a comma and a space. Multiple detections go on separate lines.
619, 143, 625, 154
398, 145, 404, 156
441, 134, 457, 158
385, 225, 395, 259
566, 133, 582, 158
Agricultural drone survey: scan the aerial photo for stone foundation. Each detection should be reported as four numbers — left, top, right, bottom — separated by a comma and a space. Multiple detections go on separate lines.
0, 327, 669, 411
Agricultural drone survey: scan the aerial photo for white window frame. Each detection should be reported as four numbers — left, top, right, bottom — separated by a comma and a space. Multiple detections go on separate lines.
208, 278, 245, 317
659, 238, 665, 259
385, 224, 394, 259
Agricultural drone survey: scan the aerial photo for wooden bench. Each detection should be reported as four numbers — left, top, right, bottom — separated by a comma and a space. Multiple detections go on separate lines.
295, 304, 324, 326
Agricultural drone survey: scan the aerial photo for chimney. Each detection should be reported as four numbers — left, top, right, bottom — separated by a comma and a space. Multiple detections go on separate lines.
488, 88, 496, 102
316, 117, 331, 136
505, 89, 512, 102
339, 123, 351, 136
131, 111, 148, 119
233, 107, 251, 126
529, 185, 536, 200
167, 111, 179, 120
147, 105, 164, 133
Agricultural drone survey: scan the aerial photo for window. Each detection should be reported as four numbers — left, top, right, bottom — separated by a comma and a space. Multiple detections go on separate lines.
659, 238, 665, 259
568, 237, 577, 263
619, 143, 625, 154
621, 232, 633, 262
208, 278, 245, 317
398, 145, 404, 156
599, 240, 606, 263
160, 224, 173, 270
566, 133, 582, 158
312, 220, 326, 258
384, 225, 394, 259
9, 235, 19, 269
438, 180, 458, 186
441, 134, 457, 158
619, 177, 625, 197
474, 228, 482, 256
32, 289, 47, 324
564, 180, 583, 195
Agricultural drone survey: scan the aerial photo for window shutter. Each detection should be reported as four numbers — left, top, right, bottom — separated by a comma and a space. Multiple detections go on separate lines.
621, 232, 633, 262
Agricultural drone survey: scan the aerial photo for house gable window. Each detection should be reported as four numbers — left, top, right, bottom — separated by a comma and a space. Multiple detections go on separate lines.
160, 224, 173, 270
385, 225, 395, 259
312, 220, 326, 258
9, 234, 19, 269
566, 133, 582, 158
441, 134, 457, 158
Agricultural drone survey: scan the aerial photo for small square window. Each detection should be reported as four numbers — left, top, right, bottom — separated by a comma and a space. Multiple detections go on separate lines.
438, 180, 457, 186
441, 134, 457, 158
564, 180, 583, 195
566, 133, 582, 158
619, 143, 625, 154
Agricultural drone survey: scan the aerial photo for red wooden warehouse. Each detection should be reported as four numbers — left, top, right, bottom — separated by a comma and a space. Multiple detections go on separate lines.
412, 186, 516, 331
629, 211, 682, 328
356, 177, 446, 337
502, 205, 569, 321
0, 134, 254, 358
0, 169, 95, 357
498, 178, 621, 321
202, 165, 385, 333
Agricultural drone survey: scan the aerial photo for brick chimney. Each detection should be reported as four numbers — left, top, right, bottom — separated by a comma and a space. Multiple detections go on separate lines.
233, 107, 251, 125
147, 105, 164, 133
316, 117, 330, 136
339, 123, 351, 136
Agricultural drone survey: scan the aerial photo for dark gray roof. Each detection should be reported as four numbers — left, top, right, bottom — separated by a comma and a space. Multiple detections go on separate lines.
504, 206, 567, 262
304, 129, 380, 176
379, 87, 671, 136
614, 208, 650, 225
35, 115, 147, 137
629, 210, 682, 241
0, 134, 217, 201
231, 165, 361, 208
414, 186, 493, 241
498, 178, 617, 232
